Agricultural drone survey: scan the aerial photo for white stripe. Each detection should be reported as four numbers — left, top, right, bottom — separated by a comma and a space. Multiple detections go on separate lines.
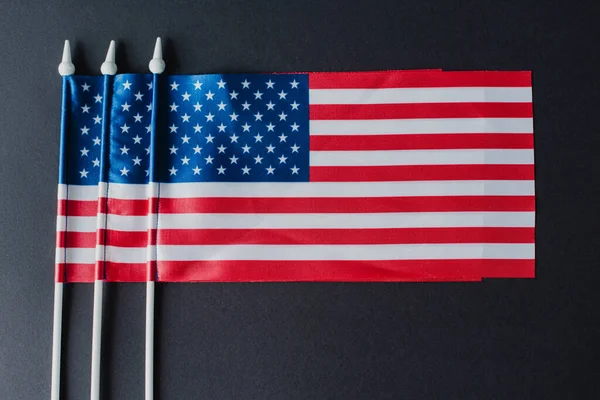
55, 248, 95, 264
108, 183, 149, 200
310, 118, 533, 135
104, 245, 148, 263
310, 149, 534, 166
158, 180, 535, 198
57, 184, 98, 200
309, 87, 532, 105
56, 216, 96, 232
156, 212, 535, 229
104, 214, 148, 232
157, 243, 535, 261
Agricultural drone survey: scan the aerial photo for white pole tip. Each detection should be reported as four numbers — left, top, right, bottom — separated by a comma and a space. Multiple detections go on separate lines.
149, 37, 165, 74
100, 40, 117, 75
58, 40, 75, 76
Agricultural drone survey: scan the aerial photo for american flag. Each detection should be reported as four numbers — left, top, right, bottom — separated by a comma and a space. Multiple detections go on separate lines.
56, 70, 535, 283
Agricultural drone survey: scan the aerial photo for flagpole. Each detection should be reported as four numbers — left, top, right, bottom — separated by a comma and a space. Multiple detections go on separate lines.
90, 40, 117, 400
146, 37, 165, 400
52, 39, 75, 400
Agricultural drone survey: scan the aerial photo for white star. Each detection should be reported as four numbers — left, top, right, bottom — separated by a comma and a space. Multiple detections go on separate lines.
120, 145, 129, 155
193, 80, 203, 90
122, 102, 131, 112
133, 113, 143, 123
169, 145, 178, 154
265, 80, 275, 89
93, 115, 102, 124
229, 155, 239, 164
217, 79, 226, 89
290, 165, 300, 175
81, 82, 90, 92
134, 91, 144, 101
217, 145, 227, 153
79, 169, 89, 178
169, 166, 178, 175
205, 134, 214, 143
254, 112, 263, 121
92, 158, 100, 167
205, 113, 214, 122
217, 123, 227, 132
132, 156, 142, 166
290, 101, 300, 110
230, 134, 239, 143
146, 103, 152, 112
80, 147, 89, 157
205, 91, 214, 100
290, 79, 299, 89
229, 90, 239, 100
278, 90, 287, 99
241, 144, 251, 153
290, 122, 300, 131
193, 124, 203, 133
145, 169, 149, 176
132, 135, 142, 144
81, 104, 90, 113
230, 112, 239, 121
290, 143, 300, 153
193, 102, 202, 112
241, 79, 251, 89
204, 155, 214, 164
181, 113, 191, 123
254, 90, 263, 99
169, 124, 178, 133
181, 135, 191, 144
92, 136, 101, 146
241, 123, 251, 132
241, 101, 251, 110
193, 145, 202, 154
254, 155, 263, 164
147, 82, 153, 90
266, 123, 275, 132
120, 166, 129, 176
122, 80, 132, 90
241, 165, 251, 174
80, 126, 90, 135
266, 144, 275, 153
278, 112, 287, 121
278, 133, 287, 142
217, 101, 227, 111
217, 165, 226, 174
170, 82, 179, 91
94, 94, 102, 103
182, 92, 191, 101
266, 101, 275, 110
146, 124, 152, 133
278, 154, 288, 164
192, 166, 202, 175
266, 165, 275, 175
121, 123, 130, 133
181, 156, 190, 165
170, 103, 179, 112
145, 146, 150, 155
254, 133, 263, 142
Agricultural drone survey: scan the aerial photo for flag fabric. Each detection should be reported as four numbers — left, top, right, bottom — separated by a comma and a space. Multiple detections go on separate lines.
56, 70, 535, 283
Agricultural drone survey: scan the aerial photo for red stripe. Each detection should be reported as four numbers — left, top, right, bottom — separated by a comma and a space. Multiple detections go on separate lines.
56, 231, 96, 248
157, 259, 534, 282
308, 71, 531, 89
310, 164, 535, 182
98, 229, 151, 247
157, 196, 534, 214
57, 200, 97, 217
105, 262, 147, 282
62, 263, 95, 283
310, 133, 534, 151
99, 198, 149, 216
157, 227, 535, 245
310, 103, 532, 120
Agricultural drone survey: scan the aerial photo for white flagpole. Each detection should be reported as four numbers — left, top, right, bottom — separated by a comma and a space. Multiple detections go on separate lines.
52, 39, 75, 400
146, 37, 165, 400
90, 40, 117, 400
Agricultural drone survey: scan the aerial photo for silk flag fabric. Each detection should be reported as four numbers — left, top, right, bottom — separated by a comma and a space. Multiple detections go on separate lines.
55, 70, 535, 283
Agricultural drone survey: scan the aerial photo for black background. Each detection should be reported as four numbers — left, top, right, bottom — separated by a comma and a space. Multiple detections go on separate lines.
1, 0, 599, 399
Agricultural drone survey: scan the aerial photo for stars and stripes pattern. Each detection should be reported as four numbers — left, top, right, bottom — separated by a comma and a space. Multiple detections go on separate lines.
56, 70, 535, 283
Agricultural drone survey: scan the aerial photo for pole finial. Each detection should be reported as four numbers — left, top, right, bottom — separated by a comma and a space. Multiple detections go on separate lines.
100, 40, 117, 75
58, 40, 75, 76
149, 37, 165, 74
